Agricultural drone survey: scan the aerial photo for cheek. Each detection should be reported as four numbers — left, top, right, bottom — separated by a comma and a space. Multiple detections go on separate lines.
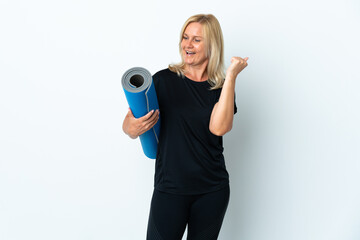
180, 41, 186, 49
196, 45, 205, 56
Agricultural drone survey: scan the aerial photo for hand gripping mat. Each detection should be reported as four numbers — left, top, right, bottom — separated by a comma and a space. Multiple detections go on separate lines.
121, 67, 160, 159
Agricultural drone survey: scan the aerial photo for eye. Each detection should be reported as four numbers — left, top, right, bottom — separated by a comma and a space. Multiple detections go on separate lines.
183, 36, 188, 40
194, 39, 201, 42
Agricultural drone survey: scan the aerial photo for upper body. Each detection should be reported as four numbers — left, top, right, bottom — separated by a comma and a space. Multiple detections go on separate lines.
152, 68, 237, 194
122, 14, 248, 194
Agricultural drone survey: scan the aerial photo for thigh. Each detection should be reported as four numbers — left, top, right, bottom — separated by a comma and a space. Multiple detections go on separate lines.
187, 185, 230, 240
147, 189, 190, 240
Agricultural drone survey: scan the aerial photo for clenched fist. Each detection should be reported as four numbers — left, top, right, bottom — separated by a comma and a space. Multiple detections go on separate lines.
226, 56, 249, 78
122, 108, 160, 139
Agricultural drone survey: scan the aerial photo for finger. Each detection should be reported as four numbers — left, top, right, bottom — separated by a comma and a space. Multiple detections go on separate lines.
138, 116, 158, 135
148, 110, 160, 124
148, 109, 160, 122
146, 115, 159, 130
143, 110, 159, 126
150, 111, 160, 124
139, 109, 155, 121
141, 110, 158, 125
232, 56, 249, 63
138, 110, 159, 128
140, 116, 159, 135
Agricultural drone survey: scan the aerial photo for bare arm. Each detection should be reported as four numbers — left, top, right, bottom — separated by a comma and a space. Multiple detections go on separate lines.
209, 57, 248, 136
122, 108, 160, 139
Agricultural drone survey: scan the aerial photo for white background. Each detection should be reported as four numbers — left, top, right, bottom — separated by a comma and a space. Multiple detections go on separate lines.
1, 0, 360, 239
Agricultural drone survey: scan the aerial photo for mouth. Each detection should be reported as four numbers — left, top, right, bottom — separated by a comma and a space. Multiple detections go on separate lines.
185, 50, 195, 55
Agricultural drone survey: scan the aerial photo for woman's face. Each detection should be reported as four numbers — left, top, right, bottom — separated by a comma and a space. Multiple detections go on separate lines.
181, 22, 208, 68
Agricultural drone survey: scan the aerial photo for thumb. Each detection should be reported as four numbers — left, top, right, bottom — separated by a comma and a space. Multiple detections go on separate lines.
244, 57, 249, 61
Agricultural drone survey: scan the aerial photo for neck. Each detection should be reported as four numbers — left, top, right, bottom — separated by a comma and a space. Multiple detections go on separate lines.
184, 60, 209, 82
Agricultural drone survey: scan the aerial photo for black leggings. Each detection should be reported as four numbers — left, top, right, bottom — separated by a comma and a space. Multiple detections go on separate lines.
146, 185, 230, 240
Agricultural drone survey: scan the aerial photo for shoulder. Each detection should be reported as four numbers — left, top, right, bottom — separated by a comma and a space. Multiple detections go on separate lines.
152, 68, 180, 89
153, 68, 177, 80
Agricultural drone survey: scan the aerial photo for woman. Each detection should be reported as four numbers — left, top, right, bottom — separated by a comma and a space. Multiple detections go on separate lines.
123, 14, 248, 240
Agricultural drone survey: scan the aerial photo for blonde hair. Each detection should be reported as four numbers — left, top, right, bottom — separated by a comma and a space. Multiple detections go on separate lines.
168, 14, 225, 90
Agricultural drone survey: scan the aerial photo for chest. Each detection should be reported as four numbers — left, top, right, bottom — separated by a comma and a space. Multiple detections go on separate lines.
157, 78, 216, 112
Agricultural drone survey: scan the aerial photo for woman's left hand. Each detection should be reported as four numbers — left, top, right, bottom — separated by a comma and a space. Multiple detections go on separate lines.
226, 56, 249, 78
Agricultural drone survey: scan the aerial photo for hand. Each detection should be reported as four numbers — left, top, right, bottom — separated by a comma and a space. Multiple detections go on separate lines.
226, 56, 249, 78
122, 108, 160, 139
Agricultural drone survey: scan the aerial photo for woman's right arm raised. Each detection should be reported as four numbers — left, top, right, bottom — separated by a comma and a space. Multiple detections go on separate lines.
122, 109, 160, 139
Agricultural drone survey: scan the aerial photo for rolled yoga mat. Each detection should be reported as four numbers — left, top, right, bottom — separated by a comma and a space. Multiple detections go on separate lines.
121, 67, 160, 159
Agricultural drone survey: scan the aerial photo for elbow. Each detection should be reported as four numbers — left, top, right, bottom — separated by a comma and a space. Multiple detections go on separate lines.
122, 121, 138, 139
209, 124, 233, 136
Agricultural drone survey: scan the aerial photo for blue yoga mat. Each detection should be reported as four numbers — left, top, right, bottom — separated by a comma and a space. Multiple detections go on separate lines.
121, 67, 160, 159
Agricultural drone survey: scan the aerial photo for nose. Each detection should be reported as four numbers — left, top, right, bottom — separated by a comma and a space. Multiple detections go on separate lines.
185, 39, 193, 49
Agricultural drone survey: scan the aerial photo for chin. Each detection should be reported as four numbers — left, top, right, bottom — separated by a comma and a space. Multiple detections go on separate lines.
184, 60, 194, 65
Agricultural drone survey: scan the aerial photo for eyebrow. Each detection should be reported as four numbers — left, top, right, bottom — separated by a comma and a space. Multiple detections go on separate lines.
183, 33, 203, 38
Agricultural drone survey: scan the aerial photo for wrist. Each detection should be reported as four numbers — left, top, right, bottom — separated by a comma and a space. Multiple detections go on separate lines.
226, 71, 237, 80
224, 74, 236, 87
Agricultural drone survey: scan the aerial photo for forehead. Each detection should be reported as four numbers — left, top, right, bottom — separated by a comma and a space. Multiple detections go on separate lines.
184, 22, 203, 37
